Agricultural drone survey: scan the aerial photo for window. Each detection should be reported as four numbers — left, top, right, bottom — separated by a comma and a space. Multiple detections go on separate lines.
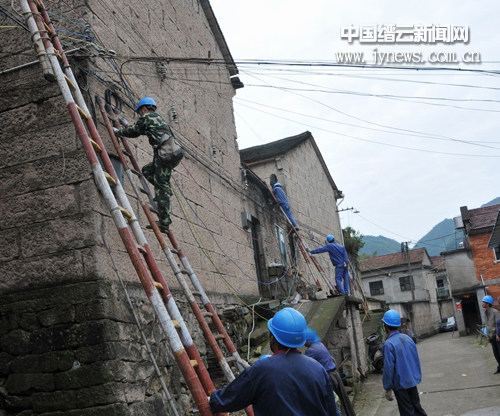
275, 225, 288, 266
369, 281, 384, 296
494, 246, 500, 262
399, 276, 414, 292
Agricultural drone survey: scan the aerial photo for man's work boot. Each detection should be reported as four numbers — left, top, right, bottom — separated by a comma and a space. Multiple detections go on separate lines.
146, 221, 170, 233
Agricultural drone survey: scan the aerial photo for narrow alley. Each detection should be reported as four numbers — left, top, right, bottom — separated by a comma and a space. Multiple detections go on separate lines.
355, 332, 500, 416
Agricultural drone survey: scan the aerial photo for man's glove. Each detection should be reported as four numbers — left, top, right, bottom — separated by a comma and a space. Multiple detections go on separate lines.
343, 262, 347, 268
306, 248, 310, 253
112, 127, 120, 136
385, 389, 394, 401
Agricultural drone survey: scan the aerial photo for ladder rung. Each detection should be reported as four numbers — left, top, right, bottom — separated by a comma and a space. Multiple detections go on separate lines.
202, 312, 213, 318
139, 187, 149, 195
54, 49, 63, 61
104, 172, 117, 186
190, 360, 198, 368
131, 169, 141, 176
149, 206, 159, 215
122, 150, 131, 157
119, 206, 132, 219
43, 22, 53, 36
154, 281, 163, 290
192, 291, 201, 296
214, 334, 225, 340
172, 320, 181, 329
90, 138, 102, 153
76, 105, 90, 120
34, 0, 42, 8
225, 356, 237, 363
180, 270, 189, 275
64, 74, 76, 90
170, 248, 180, 255
136, 244, 146, 255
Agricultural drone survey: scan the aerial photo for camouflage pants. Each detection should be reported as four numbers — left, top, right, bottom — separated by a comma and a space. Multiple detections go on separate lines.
142, 156, 180, 227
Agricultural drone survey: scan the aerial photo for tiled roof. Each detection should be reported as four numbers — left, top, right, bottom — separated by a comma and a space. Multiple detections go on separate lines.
469, 203, 500, 231
240, 131, 312, 163
359, 248, 428, 272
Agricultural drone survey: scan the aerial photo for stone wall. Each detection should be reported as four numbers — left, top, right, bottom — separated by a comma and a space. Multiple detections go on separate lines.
0, 0, 260, 413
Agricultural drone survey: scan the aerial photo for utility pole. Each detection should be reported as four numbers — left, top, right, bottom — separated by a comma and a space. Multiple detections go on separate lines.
401, 242, 415, 301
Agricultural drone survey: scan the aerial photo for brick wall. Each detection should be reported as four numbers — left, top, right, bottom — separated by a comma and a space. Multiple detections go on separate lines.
470, 233, 500, 304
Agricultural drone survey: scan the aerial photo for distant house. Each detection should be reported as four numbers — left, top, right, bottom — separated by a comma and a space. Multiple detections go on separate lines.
359, 248, 442, 337
443, 204, 500, 335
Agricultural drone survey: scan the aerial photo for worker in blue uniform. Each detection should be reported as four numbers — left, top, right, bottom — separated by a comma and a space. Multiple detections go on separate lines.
382, 310, 427, 416
305, 328, 356, 416
209, 308, 340, 416
272, 183, 299, 231
308, 235, 350, 295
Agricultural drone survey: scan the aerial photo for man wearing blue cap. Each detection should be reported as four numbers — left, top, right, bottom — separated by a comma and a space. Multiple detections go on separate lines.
114, 97, 183, 232
305, 328, 356, 416
209, 308, 339, 416
482, 295, 500, 374
272, 182, 299, 231
382, 310, 427, 416
309, 235, 350, 295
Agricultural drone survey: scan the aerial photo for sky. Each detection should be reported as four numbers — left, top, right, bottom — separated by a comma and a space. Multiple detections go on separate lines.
209, 0, 500, 245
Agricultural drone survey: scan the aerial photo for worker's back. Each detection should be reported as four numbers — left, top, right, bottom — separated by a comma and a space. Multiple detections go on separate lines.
210, 351, 337, 416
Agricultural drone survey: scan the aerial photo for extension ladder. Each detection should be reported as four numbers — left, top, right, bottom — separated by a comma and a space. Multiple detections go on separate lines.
19, 0, 220, 414
95, 101, 254, 416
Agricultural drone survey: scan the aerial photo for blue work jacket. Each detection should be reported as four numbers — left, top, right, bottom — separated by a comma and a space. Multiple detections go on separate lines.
310, 242, 348, 267
210, 351, 339, 416
305, 342, 336, 372
382, 331, 422, 391
272, 186, 291, 209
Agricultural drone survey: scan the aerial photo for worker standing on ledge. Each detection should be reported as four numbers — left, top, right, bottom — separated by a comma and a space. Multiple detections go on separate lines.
114, 97, 184, 232
272, 182, 299, 231
308, 235, 350, 295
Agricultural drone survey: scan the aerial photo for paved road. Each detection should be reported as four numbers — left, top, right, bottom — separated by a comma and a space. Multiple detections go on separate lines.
354, 332, 500, 416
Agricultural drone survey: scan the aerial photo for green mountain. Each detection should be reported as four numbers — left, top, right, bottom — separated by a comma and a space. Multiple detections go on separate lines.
413, 197, 500, 256
359, 197, 500, 258
412, 219, 463, 256
359, 235, 401, 257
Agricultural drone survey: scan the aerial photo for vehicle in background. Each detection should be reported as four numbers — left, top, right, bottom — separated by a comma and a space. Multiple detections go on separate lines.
439, 316, 457, 332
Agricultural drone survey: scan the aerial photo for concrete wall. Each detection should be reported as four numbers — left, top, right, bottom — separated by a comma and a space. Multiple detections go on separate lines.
0, 0, 258, 413
443, 249, 478, 293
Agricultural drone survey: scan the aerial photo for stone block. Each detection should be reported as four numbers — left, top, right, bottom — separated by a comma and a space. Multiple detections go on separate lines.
37, 306, 76, 327
76, 381, 146, 408
0, 329, 30, 356
4, 394, 31, 411
20, 213, 99, 258
11, 350, 75, 374
6, 372, 54, 395
75, 341, 147, 365
31, 389, 77, 412
0, 103, 38, 138
0, 230, 20, 262
0, 184, 80, 229
20, 313, 41, 332
249, 327, 268, 347
0, 352, 14, 376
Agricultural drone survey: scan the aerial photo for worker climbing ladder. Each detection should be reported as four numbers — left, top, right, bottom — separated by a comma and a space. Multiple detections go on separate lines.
18, 0, 242, 414
262, 178, 338, 294
95, 100, 254, 415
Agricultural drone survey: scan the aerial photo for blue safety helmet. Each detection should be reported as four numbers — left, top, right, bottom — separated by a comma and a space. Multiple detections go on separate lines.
274, 183, 281, 187
136, 97, 157, 114
382, 310, 401, 327
482, 295, 494, 306
259, 354, 272, 361
305, 328, 321, 344
268, 308, 307, 348
326, 235, 335, 243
